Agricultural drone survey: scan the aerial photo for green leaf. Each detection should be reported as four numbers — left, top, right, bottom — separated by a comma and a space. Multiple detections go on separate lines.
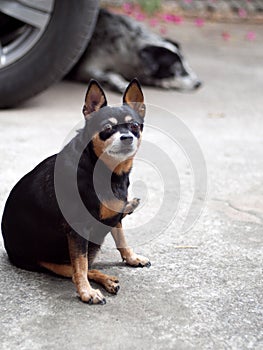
136, 0, 161, 15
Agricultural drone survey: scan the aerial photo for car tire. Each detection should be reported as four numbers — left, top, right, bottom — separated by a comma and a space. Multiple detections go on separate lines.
0, 0, 99, 108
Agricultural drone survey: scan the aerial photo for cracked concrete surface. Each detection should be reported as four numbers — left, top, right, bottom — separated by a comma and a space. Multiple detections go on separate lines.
0, 21, 262, 349
211, 198, 263, 225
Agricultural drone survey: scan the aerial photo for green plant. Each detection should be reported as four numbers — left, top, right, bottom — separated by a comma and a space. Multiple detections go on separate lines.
136, 0, 161, 15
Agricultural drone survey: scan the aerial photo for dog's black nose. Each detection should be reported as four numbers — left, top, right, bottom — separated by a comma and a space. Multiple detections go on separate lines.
194, 81, 202, 89
120, 135, 133, 145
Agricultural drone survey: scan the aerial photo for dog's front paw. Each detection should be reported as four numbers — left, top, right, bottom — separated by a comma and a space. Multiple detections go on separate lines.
125, 252, 151, 268
160, 80, 172, 89
79, 288, 106, 305
104, 276, 120, 295
124, 198, 140, 215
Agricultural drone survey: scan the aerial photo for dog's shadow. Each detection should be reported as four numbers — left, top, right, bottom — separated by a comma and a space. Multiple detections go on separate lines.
92, 261, 124, 269
1, 251, 134, 300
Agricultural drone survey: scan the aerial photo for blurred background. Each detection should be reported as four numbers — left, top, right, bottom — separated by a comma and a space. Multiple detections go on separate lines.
0, 2, 262, 350
106, 0, 263, 22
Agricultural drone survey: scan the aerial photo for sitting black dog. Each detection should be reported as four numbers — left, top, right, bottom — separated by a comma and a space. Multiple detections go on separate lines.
1, 79, 150, 305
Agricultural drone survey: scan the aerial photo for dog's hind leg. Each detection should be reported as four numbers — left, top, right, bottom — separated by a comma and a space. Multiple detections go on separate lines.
79, 66, 128, 93
101, 72, 128, 93
39, 263, 120, 294
39, 262, 73, 277
111, 223, 151, 268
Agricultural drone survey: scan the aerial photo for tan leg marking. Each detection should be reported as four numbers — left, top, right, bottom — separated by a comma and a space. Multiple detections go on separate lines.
111, 223, 151, 268
68, 234, 106, 304
39, 263, 120, 295
39, 262, 73, 277
88, 270, 120, 294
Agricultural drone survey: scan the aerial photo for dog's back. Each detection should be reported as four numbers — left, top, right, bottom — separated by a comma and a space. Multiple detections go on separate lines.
1, 155, 68, 271
75, 10, 144, 80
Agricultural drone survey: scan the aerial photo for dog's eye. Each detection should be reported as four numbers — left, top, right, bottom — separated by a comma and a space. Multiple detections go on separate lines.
174, 62, 183, 76
130, 122, 139, 132
102, 123, 112, 132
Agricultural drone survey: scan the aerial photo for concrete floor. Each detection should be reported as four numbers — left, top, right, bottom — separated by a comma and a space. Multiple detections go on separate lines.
0, 21, 262, 349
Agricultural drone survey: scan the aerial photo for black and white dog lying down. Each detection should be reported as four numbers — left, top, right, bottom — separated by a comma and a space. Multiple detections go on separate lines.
71, 9, 202, 92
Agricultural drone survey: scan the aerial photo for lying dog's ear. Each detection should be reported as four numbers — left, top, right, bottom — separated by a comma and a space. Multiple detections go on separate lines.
83, 80, 107, 118
123, 79, 145, 118
164, 38, 181, 50
139, 46, 178, 74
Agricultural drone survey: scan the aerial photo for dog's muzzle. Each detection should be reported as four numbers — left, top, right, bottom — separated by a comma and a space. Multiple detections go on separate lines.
106, 131, 137, 160
120, 134, 133, 145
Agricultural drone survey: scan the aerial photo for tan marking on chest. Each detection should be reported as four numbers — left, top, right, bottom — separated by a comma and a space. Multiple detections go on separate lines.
100, 199, 125, 220
113, 159, 133, 175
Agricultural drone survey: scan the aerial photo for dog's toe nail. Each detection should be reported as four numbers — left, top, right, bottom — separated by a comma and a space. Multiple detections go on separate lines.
100, 298, 107, 305
146, 261, 151, 268
115, 285, 120, 293
88, 298, 93, 305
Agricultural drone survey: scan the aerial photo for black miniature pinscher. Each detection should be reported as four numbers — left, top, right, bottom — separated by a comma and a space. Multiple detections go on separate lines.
1, 79, 150, 304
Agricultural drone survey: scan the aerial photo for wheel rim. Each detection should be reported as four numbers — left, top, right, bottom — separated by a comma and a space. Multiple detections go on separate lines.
0, 0, 55, 67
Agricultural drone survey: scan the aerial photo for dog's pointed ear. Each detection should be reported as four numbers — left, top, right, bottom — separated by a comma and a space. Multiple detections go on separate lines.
83, 80, 107, 118
123, 79, 146, 118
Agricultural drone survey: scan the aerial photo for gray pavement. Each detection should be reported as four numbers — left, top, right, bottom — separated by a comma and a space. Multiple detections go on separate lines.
0, 21, 263, 350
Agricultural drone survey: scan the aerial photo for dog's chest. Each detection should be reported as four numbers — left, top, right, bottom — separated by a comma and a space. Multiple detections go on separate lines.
100, 199, 124, 221
98, 179, 128, 222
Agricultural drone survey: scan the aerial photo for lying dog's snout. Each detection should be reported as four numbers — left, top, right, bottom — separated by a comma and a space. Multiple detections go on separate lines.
194, 81, 202, 89
120, 135, 133, 145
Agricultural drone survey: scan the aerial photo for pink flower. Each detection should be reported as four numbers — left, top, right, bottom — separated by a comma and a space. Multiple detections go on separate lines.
162, 13, 173, 22
222, 31, 231, 41
123, 2, 133, 15
173, 15, 184, 24
195, 18, 205, 27
246, 31, 256, 41
135, 12, 146, 21
238, 8, 247, 18
162, 13, 184, 25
